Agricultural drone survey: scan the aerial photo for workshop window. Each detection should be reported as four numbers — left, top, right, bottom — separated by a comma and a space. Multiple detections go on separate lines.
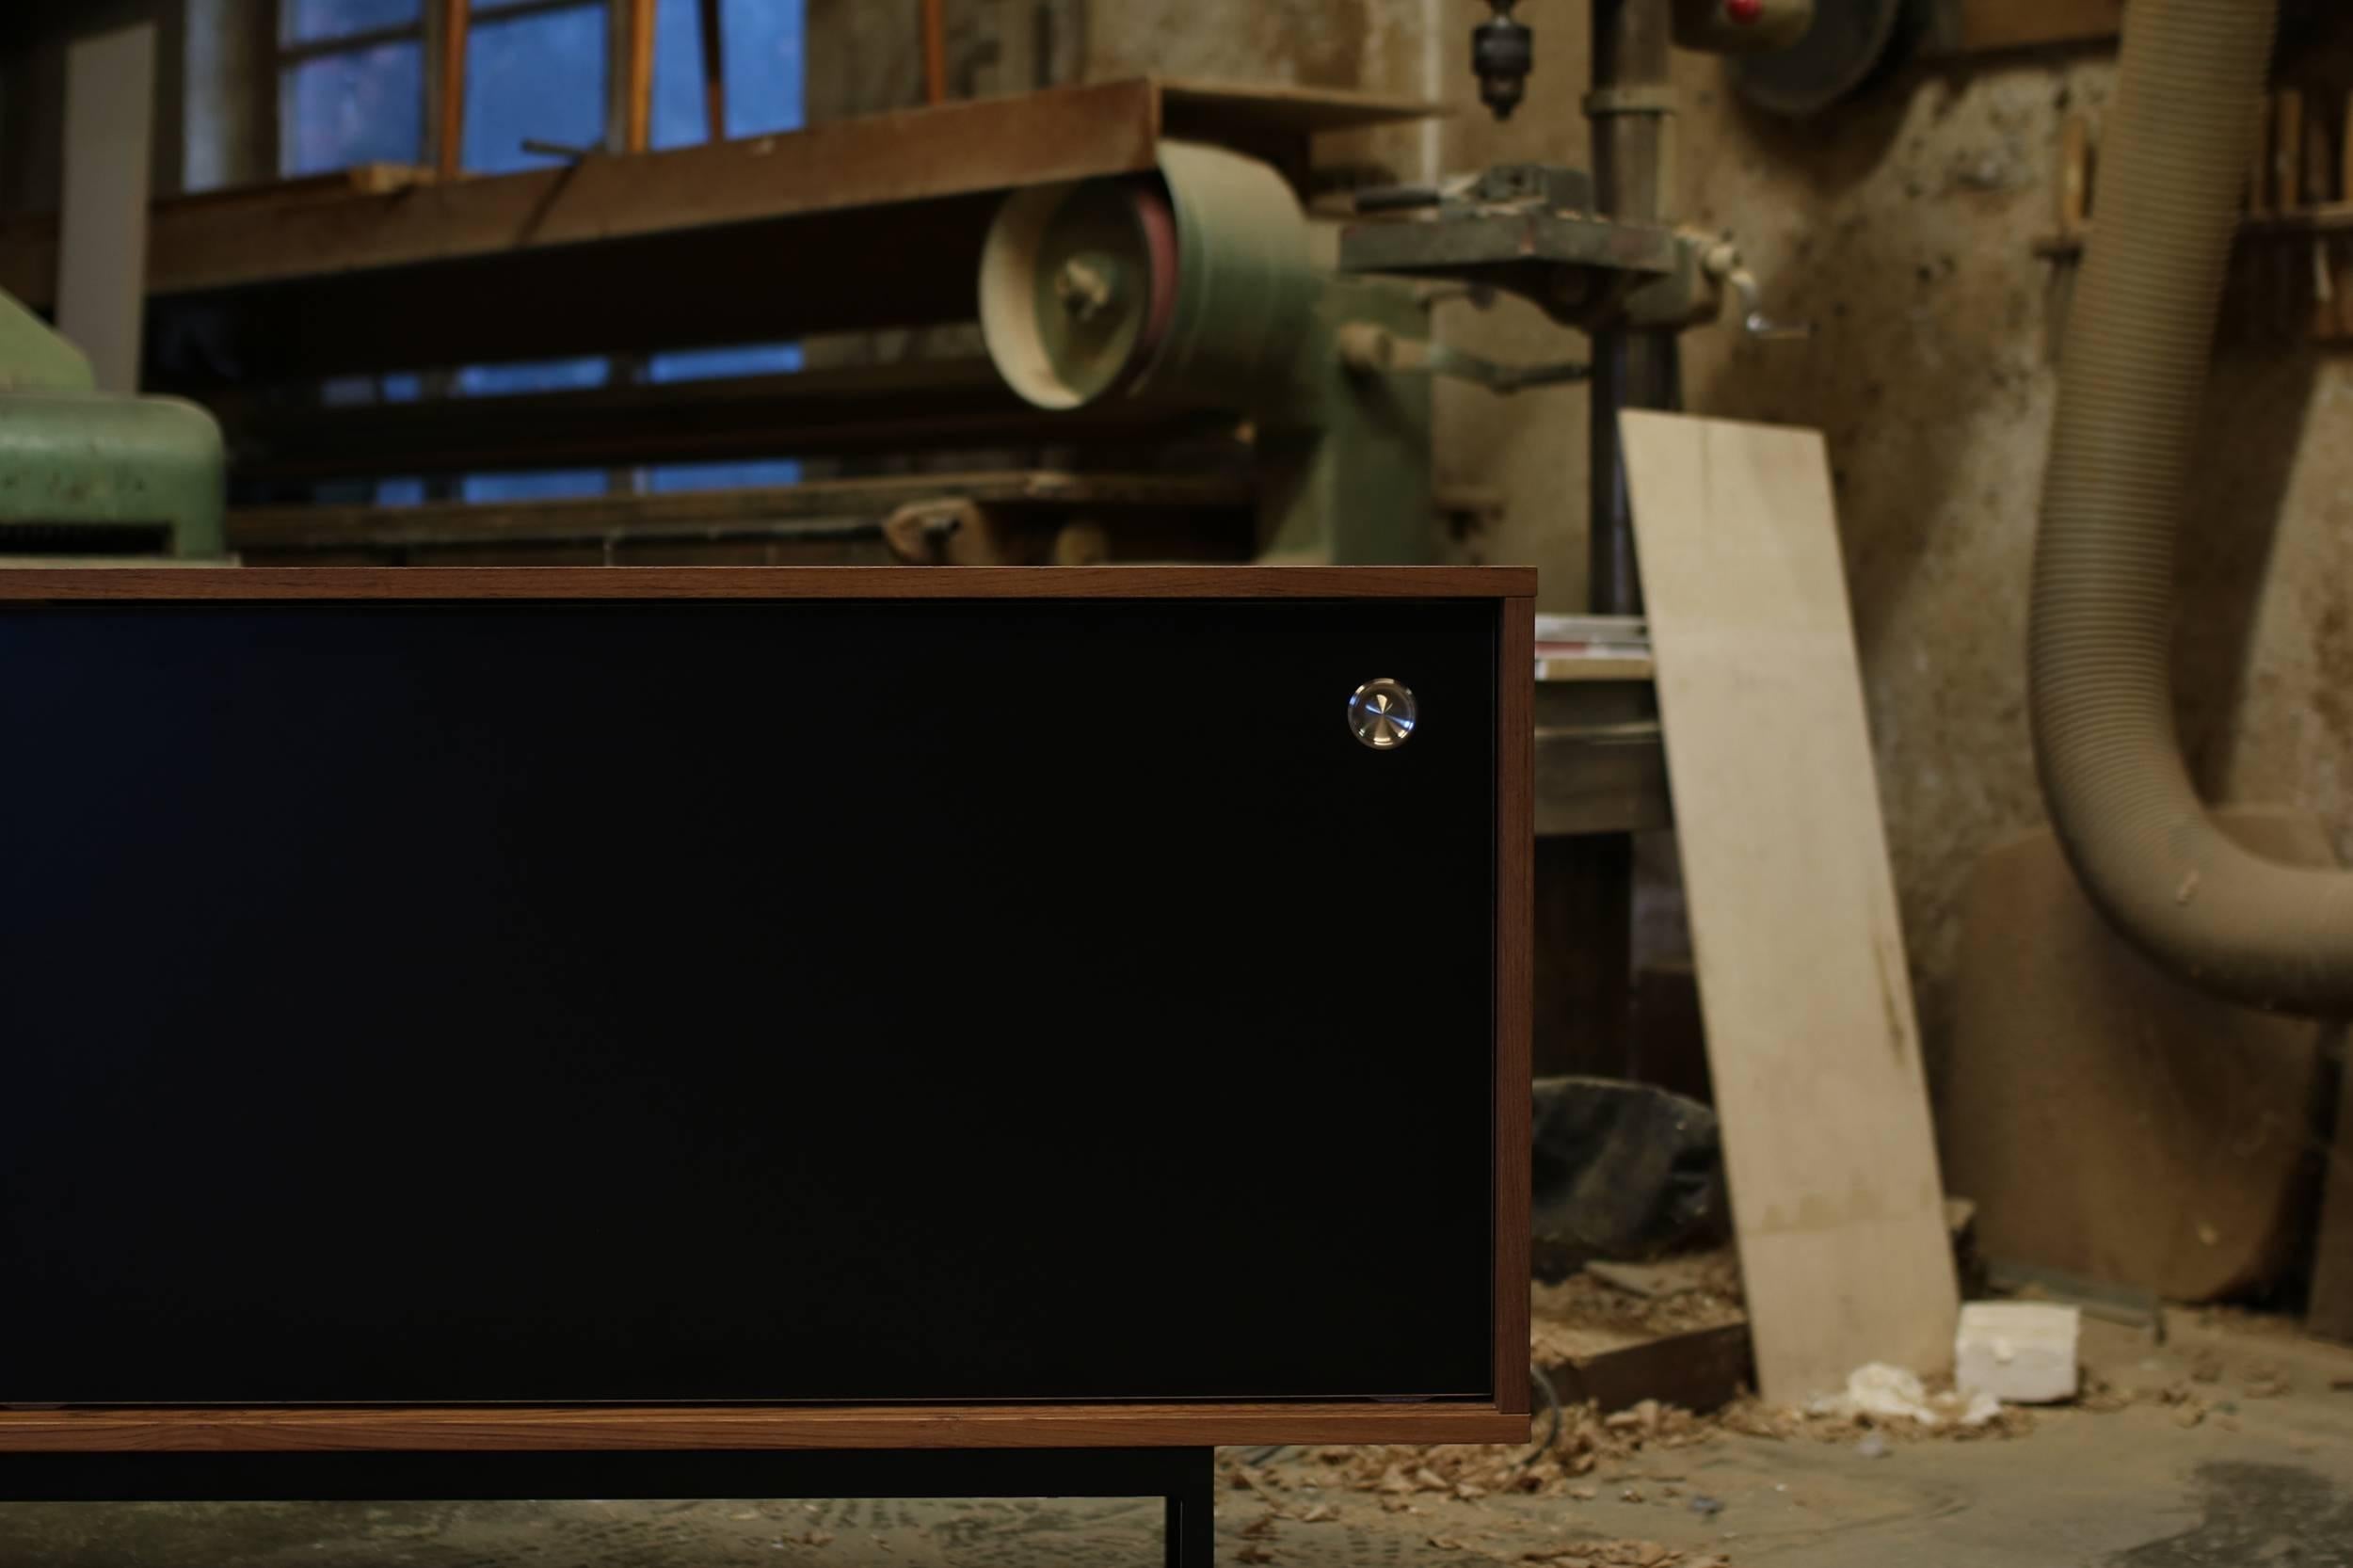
278, 0, 426, 177
275, 0, 808, 501
464, 2, 609, 172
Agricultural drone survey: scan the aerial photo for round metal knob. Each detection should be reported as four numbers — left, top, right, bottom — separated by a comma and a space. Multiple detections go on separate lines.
1348, 679, 1417, 749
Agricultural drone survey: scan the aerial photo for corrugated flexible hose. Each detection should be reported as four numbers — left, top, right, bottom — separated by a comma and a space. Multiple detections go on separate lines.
2030, 0, 2353, 1010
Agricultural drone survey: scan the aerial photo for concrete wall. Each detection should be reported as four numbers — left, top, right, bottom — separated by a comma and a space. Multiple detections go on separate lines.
1084, 0, 2353, 1048
1, 0, 193, 211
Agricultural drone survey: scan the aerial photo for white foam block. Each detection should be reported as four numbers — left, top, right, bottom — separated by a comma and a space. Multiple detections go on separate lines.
1955, 1302, 2080, 1404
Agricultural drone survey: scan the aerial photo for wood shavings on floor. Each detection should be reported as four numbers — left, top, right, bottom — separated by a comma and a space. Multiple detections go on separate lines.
1530, 1250, 1748, 1365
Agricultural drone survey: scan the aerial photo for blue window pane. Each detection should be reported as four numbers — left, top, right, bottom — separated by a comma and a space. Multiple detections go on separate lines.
647, 343, 801, 491
462, 5, 606, 172
644, 458, 802, 493
456, 358, 609, 396
461, 470, 612, 503
651, 0, 804, 147
650, 0, 712, 149
724, 0, 806, 136
285, 0, 420, 44
647, 342, 801, 381
456, 359, 607, 498
280, 44, 424, 175
376, 477, 426, 505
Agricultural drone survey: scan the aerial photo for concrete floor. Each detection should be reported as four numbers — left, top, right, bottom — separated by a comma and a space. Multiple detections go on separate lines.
4, 1315, 2348, 1567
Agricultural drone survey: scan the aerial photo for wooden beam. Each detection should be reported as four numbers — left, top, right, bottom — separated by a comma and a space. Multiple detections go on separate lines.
0, 79, 1450, 380
0, 79, 1449, 311
922, 0, 950, 104
697, 0, 726, 141
1542, 1323, 1754, 1416
622, 0, 658, 153
436, 0, 470, 181
100, 83, 1163, 300
228, 470, 1257, 552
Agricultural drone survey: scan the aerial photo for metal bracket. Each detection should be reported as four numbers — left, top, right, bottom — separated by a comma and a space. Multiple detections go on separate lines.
1698, 240, 1813, 341
1337, 322, 1590, 394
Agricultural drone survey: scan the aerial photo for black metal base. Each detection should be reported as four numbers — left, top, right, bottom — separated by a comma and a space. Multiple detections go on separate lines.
0, 1447, 1216, 1568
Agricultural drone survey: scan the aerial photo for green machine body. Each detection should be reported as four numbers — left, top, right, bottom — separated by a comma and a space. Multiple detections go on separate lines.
977, 142, 1436, 566
0, 289, 226, 559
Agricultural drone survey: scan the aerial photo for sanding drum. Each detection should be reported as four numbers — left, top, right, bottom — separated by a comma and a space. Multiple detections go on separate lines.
979, 142, 1317, 411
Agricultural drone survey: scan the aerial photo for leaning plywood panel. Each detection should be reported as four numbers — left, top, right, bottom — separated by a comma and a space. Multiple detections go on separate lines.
1619, 411, 1959, 1406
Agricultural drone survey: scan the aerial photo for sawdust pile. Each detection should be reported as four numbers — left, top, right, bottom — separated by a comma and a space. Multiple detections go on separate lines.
1273, 1401, 1720, 1502
1716, 1385, 2035, 1443
2078, 1353, 2299, 1432
1224, 1461, 1723, 1568
1529, 1253, 1747, 1366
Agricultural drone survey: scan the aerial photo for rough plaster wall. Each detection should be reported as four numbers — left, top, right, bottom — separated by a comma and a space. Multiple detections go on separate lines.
1082, 0, 2353, 1050
1670, 53, 2112, 1038
1673, 46, 2353, 1040
0, 0, 188, 210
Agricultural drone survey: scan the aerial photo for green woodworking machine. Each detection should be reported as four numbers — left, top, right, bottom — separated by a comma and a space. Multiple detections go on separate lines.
0, 287, 225, 560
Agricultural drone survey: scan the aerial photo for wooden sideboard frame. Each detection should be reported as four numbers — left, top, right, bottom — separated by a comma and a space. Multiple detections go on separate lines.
0, 566, 1534, 1453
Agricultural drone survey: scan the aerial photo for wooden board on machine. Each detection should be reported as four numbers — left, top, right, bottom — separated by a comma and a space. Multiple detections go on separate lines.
1934, 0, 2124, 53
1618, 412, 1960, 1407
0, 78, 1444, 311
1941, 812, 2341, 1304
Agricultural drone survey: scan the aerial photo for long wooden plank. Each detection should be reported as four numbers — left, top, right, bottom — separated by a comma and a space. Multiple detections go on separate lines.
56, 24, 155, 393
226, 471, 1257, 552
1158, 76, 1454, 134
436, 0, 470, 182
0, 1402, 1524, 1455
621, 0, 658, 152
0, 565, 1536, 602
1543, 1323, 1754, 1416
0, 81, 1163, 312
1950, 0, 2123, 52
0, 77, 1450, 317
1619, 412, 1959, 1406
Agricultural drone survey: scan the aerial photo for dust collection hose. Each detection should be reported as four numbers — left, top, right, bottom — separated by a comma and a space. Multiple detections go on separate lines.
2028, 0, 2353, 1011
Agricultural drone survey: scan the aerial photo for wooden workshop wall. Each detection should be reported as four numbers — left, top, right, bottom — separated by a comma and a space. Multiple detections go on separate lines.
1084, 1, 2353, 1064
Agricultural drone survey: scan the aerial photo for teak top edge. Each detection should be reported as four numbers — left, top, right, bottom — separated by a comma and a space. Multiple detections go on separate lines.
0, 567, 1537, 603
0, 1402, 1529, 1453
